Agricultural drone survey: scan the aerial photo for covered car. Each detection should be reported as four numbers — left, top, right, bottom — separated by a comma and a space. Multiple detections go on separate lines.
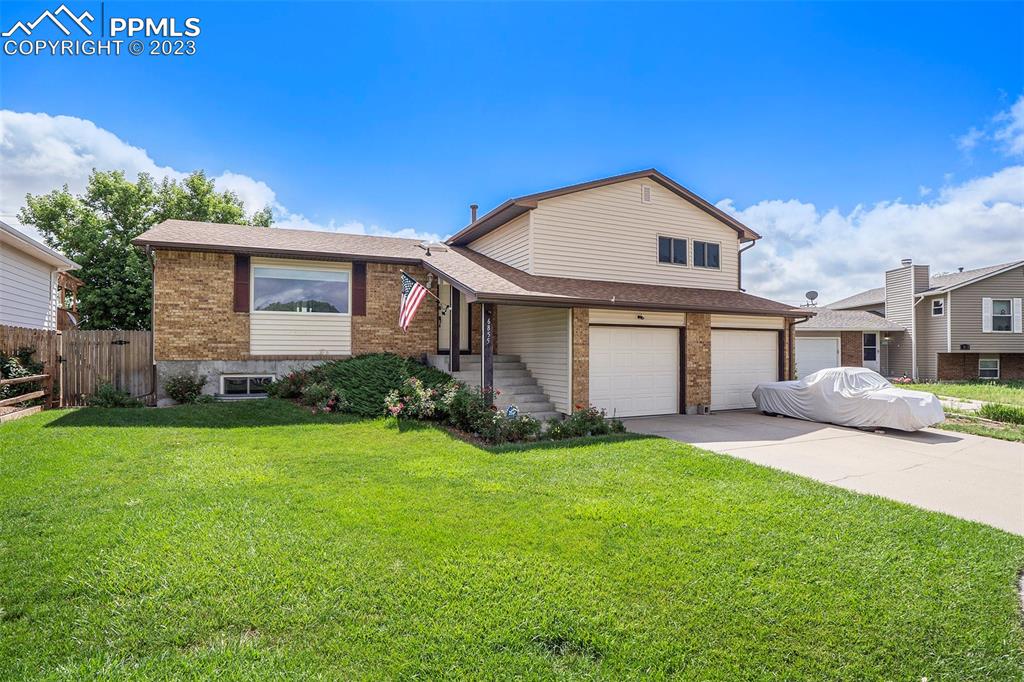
752, 367, 945, 432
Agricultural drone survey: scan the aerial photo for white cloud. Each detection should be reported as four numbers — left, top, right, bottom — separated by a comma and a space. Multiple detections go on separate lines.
993, 93, 1024, 157
917, 185, 932, 197
719, 165, 1024, 305
0, 110, 439, 243
953, 93, 1024, 160
956, 126, 984, 154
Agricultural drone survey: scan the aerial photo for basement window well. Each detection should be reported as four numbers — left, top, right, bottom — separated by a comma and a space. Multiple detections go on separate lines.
221, 375, 274, 395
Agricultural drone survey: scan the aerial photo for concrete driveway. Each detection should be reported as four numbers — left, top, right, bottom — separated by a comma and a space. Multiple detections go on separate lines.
623, 411, 1024, 535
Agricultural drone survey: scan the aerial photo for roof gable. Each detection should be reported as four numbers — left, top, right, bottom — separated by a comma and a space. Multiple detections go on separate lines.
446, 169, 760, 246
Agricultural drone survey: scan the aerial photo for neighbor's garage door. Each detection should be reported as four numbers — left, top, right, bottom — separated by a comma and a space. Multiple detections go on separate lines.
795, 337, 840, 379
589, 326, 678, 418
711, 329, 778, 410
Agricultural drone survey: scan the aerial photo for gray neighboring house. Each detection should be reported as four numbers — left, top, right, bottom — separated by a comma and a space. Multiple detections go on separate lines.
795, 258, 1024, 381
0, 220, 79, 330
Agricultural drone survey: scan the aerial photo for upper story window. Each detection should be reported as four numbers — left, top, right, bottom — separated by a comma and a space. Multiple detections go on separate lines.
693, 241, 721, 269
253, 265, 349, 314
932, 299, 944, 316
990, 298, 1012, 332
657, 236, 687, 265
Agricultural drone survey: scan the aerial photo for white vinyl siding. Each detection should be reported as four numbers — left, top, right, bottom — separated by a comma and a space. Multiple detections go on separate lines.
0, 241, 58, 329
250, 258, 352, 355
589, 309, 686, 326
496, 305, 571, 414
529, 178, 740, 289
709, 314, 784, 330
467, 213, 531, 271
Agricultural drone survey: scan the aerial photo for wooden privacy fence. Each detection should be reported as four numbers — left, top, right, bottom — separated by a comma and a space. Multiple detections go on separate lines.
0, 325, 60, 407
0, 325, 154, 408
60, 329, 154, 406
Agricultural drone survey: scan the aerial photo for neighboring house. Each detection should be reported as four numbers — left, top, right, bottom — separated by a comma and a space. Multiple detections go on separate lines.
133, 169, 806, 416
795, 259, 1024, 381
0, 220, 79, 330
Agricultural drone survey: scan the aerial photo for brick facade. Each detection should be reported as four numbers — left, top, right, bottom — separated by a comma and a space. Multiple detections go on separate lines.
840, 331, 862, 367
352, 263, 437, 358
153, 251, 437, 363
685, 313, 711, 409
570, 308, 589, 410
939, 352, 1024, 380
154, 250, 250, 361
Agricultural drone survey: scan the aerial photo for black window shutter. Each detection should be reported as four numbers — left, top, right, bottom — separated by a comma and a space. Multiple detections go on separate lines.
233, 255, 250, 313
352, 262, 367, 316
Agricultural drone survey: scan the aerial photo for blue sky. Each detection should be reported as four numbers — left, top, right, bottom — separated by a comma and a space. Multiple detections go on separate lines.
1, 1, 1022, 302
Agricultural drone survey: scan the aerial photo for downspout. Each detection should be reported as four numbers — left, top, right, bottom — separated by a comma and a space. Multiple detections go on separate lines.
147, 245, 156, 403
911, 294, 925, 381
790, 316, 810, 379
737, 240, 756, 292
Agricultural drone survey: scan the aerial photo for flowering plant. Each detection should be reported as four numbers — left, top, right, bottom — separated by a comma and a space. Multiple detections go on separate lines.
891, 375, 913, 385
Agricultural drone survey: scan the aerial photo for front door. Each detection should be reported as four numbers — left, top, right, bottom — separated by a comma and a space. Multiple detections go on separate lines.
862, 332, 879, 372
437, 281, 470, 353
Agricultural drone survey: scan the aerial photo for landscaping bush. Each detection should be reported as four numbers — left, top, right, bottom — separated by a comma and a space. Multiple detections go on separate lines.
163, 374, 207, 404
385, 376, 457, 420
0, 347, 44, 402
546, 406, 623, 440
87, 383, 142, 408
979, 402, 1024, 425
300, 381, 346, 413
267, 371, 308, 399
320, 353, 422, 416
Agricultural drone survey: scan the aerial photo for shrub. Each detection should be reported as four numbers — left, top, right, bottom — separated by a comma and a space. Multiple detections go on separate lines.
546, 406, 617, 440
384, 376, 454, 420
87, 383, 142, 408
0, 347, 44, 402
267, 371, 307, 399
319, 354, 418, 417
446, 385, 494, 433
979, 403, 1024, 425
163, 374, 207, 404
300, 381, 346, 413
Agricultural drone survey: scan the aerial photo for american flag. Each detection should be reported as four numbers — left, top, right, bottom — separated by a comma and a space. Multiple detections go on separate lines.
398, 272, 429, 331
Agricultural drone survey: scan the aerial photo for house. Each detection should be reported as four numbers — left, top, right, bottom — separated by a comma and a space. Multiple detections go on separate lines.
0, 220, 79, 330
795, 259, 1024, 381
133, 169, 807, 416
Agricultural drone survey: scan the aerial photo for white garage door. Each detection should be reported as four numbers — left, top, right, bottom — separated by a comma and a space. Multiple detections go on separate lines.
795, 337, 840, 379
711, 329, 778, 410
589, 326, 678, 418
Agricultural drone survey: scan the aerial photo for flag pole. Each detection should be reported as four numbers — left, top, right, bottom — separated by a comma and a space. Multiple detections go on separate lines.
400, 270, 450, 313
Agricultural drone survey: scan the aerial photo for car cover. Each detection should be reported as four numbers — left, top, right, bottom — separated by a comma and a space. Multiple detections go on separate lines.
752, 367, 945, 431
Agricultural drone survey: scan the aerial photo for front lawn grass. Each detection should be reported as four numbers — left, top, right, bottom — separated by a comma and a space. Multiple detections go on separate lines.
906, 380, 1024, 406
2, 401, 1023, 679
938, 411, 1024, 442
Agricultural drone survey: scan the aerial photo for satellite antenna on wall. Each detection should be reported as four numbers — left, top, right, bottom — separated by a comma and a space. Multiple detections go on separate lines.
805, 290, 819, 307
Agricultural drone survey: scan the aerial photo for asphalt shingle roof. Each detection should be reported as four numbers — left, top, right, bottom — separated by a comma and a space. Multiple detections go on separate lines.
134, 220, 805, 317
795, 308, 906, 332
828, 261, 1024, 309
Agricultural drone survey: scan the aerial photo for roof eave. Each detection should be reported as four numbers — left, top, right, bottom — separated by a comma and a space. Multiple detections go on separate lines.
470, 291, 805, 317
446, 169, 760, 246
132, 239, 423, 266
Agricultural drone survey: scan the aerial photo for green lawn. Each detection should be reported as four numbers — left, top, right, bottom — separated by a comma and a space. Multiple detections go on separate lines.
906, 380, 1024, 406
2, 401, 1023, 680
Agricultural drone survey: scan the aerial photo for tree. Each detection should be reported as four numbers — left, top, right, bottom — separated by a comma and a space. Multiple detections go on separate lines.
19, 170, 272, 330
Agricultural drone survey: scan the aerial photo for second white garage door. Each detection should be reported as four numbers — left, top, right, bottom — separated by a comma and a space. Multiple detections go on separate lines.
711, 329, 778, 410
589, 326, 678, 418
795, 337, 840, 379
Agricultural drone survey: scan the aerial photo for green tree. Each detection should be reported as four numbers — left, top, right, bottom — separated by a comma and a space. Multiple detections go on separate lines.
19, 170, 272, 330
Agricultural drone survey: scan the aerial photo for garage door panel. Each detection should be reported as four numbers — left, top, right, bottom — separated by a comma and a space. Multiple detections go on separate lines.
589, 326, 678, 418
795, 337, 840, 378
711, 329, 778, 410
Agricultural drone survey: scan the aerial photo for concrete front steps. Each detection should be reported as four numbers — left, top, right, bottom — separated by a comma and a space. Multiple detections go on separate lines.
426, 354, 562, 422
